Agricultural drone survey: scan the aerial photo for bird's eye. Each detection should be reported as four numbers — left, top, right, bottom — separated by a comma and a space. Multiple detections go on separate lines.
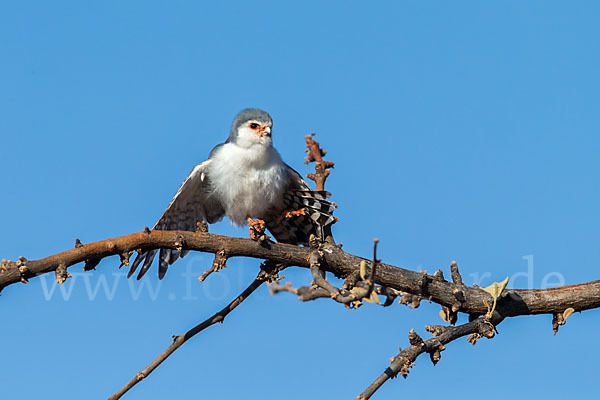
249, 123, 259, 130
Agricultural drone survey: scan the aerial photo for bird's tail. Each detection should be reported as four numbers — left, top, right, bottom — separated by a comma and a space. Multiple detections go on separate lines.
266, 190, 337, 245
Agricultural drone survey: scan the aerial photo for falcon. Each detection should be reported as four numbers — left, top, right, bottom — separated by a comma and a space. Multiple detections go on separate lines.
128, 108, 336, 279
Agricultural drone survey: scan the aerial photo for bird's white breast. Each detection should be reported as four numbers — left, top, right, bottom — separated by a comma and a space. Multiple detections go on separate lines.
208, 142, 289, 225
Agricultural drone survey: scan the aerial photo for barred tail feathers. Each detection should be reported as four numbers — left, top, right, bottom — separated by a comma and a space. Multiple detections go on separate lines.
266, 189, 337, 245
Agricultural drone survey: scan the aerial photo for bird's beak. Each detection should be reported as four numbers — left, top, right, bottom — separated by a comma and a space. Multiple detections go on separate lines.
260, 126, 271, 137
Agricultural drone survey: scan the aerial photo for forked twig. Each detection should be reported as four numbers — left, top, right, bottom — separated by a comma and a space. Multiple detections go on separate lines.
305, 133, 335, 191
270, 239, 382, 308
357, 316, 501, 400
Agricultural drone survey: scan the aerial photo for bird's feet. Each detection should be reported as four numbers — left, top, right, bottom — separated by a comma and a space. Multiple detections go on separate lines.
284, 208, 306, 218
275, 208, 306, 224
248, 218, 269, 242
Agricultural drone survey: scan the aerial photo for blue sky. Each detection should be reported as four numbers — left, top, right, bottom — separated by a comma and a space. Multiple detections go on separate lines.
1, 2, 599, 399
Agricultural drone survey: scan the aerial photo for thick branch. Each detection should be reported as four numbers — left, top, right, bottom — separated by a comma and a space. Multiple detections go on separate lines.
1, 230, 599, 319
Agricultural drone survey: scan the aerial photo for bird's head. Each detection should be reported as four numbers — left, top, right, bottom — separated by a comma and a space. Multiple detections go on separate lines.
228, 108, 274, 148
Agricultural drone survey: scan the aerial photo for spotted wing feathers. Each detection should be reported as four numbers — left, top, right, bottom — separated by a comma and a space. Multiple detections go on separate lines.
127, 160, 224, 280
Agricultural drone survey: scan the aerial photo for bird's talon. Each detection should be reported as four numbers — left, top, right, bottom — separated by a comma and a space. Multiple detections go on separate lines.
275, 208, 307, 224
248, 218, 266, 241
285, 208, 306, 219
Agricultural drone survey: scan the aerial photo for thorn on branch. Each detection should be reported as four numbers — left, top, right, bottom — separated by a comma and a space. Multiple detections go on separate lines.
467, 319, 497, 345
399, 361, 414, 379
196, 221, 209, 233
119, 252, 131, 267
433, 269, 445, 282
552, 307, 576, 335
408, 329, 424, 346
7, 258, 33, 284
467, 333, 482, 345
425, 325, 449, 337
399, 293, 422, 309
425, 340, 446, 366
0, 259, 8, 274
379, 286, 398, 307
480, 320, 496, 338
174, 235, 185, 252
451, 301, 462, 313
198, 250, 228, 282
55, 263, 71, 285
83, 258, 100, 271
259, 261, 285, 283
439, 306, 458, 325
18, 262, 30, 284
75, 238, 83, 248
450, 261, 463, 285
144, 226, 151, 235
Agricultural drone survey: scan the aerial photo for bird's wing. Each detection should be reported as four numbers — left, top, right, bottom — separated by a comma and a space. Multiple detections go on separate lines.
265, 165, 337, 245
128, 160, 225, 280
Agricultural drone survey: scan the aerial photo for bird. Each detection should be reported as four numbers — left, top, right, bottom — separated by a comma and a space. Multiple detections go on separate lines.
127, 108, 336, 280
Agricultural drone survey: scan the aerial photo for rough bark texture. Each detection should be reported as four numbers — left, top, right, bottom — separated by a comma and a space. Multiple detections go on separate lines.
2, 230, 598, 318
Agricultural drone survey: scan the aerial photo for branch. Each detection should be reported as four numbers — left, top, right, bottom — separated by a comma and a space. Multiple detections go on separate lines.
269, 239, 383, 308
357, 315, 502, 400
108, 262, 281, 400
2, 231, 600, 320
304, 132, 335, 191
198, 249, 228, 282
3, 232, 599, 399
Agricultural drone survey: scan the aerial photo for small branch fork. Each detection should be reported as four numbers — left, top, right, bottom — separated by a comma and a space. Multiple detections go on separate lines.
109, 262, 283, 400
305, 133, 335, 191
357, 314, 502, 400
198, 249, 228, 282
269, 239, 382, 308
270, 257, 583, 399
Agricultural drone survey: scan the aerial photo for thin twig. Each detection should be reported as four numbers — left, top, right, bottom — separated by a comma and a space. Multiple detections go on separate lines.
108, 265, 276, 399
198, 249, 228, 282
304, 132, 335, 191
271, 239, 385, 308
